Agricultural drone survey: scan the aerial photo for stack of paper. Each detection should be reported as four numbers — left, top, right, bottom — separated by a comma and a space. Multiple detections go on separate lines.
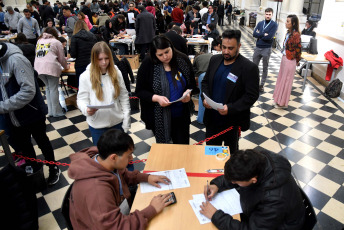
189, 189, 242, 225
140, 168, 190, 193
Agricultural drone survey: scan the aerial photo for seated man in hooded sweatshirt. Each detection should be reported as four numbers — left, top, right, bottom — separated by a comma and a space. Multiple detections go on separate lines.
68, 129, 173, 230
201, 149, 305, 230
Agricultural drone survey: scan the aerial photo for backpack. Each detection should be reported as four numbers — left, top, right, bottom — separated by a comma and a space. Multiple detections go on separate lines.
325, 79, 343, 98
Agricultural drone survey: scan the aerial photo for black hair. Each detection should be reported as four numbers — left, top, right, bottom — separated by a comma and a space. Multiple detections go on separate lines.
265, 7, 273, 13
147, 1, 153, 6
62, 6, 72, 11
222, 29, 241, 45
138, 5, 145, 12
202, 1, 208, 7
306, 20, 313, 27
208, 23, 215, 31
15, 33, 28, 44
224, 149, 266, 182
211, 36, 222, 49
149, 35, 185, 88
97, 129, 134, 160
287, 14, 300, 33
167, 22, 176, 30
14, 8, 20, 13
58, 36, 67, 44
23, 9, 30, 14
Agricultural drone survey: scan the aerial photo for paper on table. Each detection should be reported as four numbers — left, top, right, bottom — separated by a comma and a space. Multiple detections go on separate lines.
203, 93, 224, 110
140, 168, 190, 193
202, 25, 207, 30
128, 13, 135, 24
190, 189, 242, 225
87, 102, 115, 109
193, 18, 200, 22
169, 89, 192, 103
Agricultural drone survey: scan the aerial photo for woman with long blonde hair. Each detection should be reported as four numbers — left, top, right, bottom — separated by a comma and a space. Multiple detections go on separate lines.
70, 20, 97, 88
77, 41, 131, 145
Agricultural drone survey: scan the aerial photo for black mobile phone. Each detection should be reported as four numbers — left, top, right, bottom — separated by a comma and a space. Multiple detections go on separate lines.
167, 192, 177, 205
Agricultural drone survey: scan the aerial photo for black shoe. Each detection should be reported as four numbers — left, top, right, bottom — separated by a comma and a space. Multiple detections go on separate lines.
47, 165, 61, 186
259, 85, 264, 92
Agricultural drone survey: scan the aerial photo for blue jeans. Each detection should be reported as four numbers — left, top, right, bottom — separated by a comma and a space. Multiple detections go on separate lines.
197, 73, 206, 124
89, 123, 134, 171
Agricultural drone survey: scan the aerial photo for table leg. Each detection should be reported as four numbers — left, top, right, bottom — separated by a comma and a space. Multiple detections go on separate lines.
302, 62, 310, 92
60, 76, 69, 97
329, 69, 336, 82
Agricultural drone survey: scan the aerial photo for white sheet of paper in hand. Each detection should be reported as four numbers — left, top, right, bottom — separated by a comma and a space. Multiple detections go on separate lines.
87, 102, 115, 109
203, 93, 224, 110
169, 89, 193, 104
140, 168, 190, 193
128, 13, 135, 24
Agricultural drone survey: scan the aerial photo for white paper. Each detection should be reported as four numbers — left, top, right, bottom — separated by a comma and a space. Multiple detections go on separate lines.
189, 189, 242, 225
140, 168, 190, 193
67, 58, 76, 61
128, 13, 135, 24
87, 102, 115, 109
202, 25, 207, 30
193, 18, 200, 22
203, 93, 224, 110
169, 89, 192, 104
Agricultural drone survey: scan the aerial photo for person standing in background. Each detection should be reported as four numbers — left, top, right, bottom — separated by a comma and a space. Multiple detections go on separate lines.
4, 6, 22, 33
273, 14, 301, 109
252, 8, 278, 92
217, 1, 225, 26
171, 2, 184, 26
17, 9, 41, 45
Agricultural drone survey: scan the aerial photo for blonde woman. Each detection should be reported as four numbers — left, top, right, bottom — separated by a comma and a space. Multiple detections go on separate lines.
70, 20, 97, 88
77, 41, 131, 145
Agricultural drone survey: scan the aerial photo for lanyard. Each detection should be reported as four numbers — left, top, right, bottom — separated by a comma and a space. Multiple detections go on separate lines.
263, 20, 271, 31
26, 17, 36, 34
94, 154, 123, 196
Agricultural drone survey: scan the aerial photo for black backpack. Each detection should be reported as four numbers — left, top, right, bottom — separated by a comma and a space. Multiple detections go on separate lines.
325, 79, 343, 98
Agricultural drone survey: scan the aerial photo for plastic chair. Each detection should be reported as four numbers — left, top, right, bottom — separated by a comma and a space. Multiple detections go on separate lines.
299, 187, 317, 230
61, 183, 74, 230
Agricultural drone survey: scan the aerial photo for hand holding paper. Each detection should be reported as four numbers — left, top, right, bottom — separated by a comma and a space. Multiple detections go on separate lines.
203, 93, 224, 110
169, 89, 193, 104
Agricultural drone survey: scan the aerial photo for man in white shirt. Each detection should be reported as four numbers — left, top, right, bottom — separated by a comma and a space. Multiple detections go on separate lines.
200, 1, 209, 18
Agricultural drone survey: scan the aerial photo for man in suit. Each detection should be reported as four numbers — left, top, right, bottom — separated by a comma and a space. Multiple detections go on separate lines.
135, 5, 156, 61
201, 30, 259, 153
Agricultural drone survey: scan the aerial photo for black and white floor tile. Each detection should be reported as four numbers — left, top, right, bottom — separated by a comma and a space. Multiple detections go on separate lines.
1, 22, 344, 229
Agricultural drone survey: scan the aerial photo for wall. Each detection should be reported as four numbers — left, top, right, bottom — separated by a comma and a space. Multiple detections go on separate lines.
313, 0, 344, 99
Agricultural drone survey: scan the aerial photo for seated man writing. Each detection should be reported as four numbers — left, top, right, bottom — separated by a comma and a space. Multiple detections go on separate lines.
201, 149, 305, 230
68, 129, 172, 229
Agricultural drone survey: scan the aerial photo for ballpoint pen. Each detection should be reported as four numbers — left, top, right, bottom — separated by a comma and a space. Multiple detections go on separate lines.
206, 169, 224, 173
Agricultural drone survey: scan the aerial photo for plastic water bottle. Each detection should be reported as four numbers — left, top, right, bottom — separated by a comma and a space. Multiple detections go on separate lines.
58, 87, 68, 112
25, 165, 33, 174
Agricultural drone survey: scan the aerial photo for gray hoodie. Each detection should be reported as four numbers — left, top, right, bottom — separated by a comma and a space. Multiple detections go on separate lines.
0, 43, 36, 126
64, 15, 78, 38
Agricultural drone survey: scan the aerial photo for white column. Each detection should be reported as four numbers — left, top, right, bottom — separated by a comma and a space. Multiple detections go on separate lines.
281, 0, 290, 13
289, 0, 304, 14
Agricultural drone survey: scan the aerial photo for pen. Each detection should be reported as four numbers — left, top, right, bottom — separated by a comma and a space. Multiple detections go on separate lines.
206, 169, 224, 173
206, 180, 209, 201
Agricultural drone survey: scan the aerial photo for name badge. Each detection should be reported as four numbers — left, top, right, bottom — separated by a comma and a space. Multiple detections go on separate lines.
211, 18, 214, 21
227, 73, 238, 83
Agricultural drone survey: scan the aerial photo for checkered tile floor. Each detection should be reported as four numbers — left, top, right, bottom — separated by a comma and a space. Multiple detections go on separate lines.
1, 22, 344, 229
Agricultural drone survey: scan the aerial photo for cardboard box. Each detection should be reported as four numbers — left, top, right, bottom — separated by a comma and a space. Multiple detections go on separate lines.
116, 55, 140, 70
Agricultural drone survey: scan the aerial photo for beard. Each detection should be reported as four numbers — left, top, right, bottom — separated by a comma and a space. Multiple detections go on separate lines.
223, 49, 239, 61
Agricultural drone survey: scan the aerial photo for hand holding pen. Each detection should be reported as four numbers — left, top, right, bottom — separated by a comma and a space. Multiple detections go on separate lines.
203, 183, 219, 201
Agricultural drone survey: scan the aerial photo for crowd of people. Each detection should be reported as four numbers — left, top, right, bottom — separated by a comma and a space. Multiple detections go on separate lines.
0, 0, 309, 229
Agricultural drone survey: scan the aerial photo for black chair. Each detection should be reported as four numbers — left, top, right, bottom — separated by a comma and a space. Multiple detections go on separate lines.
300, 187, 317, 230
61, 183, 74, 230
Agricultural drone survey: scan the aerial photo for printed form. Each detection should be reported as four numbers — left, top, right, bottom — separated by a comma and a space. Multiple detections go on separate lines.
189, 189, 243, 224
140, 168, 190, 193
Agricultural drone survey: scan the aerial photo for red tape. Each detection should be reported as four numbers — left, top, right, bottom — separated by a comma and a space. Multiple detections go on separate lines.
143, 170, 223, 178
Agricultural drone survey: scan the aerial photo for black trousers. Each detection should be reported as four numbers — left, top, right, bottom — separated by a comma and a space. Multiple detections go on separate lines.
153, 116, 190, 144
206, 125, 239, 154
218, 15, 224, 26
138, 43, 150, 61
10, 118, 55, 167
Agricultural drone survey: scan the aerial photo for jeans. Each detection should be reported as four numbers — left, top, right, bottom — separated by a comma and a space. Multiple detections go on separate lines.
253, 47, 272, 87
39, 74, 64, 117
197, 73, 205, 124
89, 123, 134, 171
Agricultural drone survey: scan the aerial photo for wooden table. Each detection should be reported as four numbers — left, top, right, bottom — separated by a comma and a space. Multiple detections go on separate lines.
0, 34, 17, 42
61, 62, 77, 106
301, 52, 334, 92
131, 144, 240, 230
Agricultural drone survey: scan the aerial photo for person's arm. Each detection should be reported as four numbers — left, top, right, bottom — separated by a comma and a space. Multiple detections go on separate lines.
85, 180, 158, 230
135, 58, 155, 102
55, 41, 68, 69
4, 14, 9, 28
201, 55, 215, 101
116, 67, 131, 133
260, 22, 278, 41
211, 195, 286, 230
76, 72, 91, 116
70, 36, 77, 58
17, 19, 23, 33
252, 22, 263, 38
34, 20, 41, 36
212, 14, 218, 25
201, 13, 206, 25
226, 62, 259, 116
0, 58, 35, 113
64, 18, 76, 34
